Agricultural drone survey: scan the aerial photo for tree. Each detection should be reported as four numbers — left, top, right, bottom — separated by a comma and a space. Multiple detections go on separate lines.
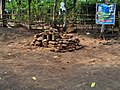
52, 0, 58, 27
28, 0, 31, 29
2, 0, 7, 27
63, 0, 67, 32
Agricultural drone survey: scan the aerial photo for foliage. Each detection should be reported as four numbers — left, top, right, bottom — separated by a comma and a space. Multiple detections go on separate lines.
5, 0, 120, 22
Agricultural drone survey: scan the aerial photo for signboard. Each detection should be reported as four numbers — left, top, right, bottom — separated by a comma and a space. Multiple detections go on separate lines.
96, 3, 116, 25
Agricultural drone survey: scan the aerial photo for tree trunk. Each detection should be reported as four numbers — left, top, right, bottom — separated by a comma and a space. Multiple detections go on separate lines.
118, 12, 120, 30
53, 0, 58, 27
63, 0, 67, 32
17, 0, 21, 24
28, 0, 31, 29
0, 0, 2, 18
2, 0, 7, 27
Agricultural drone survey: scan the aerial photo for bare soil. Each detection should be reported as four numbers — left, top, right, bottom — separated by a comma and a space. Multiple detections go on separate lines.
0, 27, 120, 90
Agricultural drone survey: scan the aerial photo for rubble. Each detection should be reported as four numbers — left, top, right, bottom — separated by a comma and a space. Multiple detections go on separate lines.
30, 28, 83, 52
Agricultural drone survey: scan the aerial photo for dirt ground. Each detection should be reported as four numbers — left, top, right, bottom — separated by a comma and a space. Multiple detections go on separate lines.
0, 27, 120, 90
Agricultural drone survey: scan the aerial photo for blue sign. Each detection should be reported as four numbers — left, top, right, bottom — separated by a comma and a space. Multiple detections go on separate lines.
96, 3, 116, 25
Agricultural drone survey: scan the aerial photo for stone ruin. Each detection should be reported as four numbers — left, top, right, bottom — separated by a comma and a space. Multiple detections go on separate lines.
30, 28, 83, 52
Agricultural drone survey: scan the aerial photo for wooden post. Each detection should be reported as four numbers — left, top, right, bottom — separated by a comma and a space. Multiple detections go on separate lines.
100, 0, 108, 39
28, 0, 31, 29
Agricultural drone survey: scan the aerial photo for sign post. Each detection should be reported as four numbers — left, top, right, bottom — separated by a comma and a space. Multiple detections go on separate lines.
102, 0, 108, 39
96, 0, 116, 39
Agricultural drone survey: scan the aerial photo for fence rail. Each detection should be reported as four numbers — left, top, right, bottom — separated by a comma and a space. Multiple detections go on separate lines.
0, 11, 120, 32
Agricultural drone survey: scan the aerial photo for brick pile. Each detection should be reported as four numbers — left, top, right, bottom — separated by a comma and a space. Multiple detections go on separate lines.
30, 29, 83, 52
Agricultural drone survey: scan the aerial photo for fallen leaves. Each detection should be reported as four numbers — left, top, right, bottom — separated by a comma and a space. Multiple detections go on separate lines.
32, 77, 37, 80
91, 82, 96, 88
